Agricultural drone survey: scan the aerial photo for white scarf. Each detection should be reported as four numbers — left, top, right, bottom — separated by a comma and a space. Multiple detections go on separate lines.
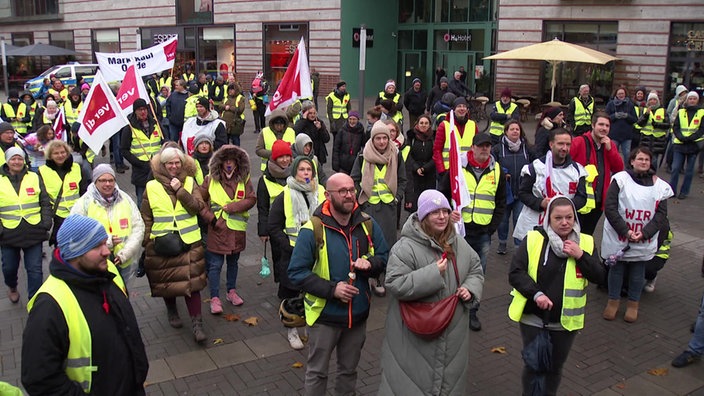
286, 176, 319, 228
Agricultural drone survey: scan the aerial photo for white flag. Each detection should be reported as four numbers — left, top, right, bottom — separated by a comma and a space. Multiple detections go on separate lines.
96, 36, 178, 82
77, 70, 129, 154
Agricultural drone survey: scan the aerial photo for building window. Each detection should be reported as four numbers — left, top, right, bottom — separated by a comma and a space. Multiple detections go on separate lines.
12, 0, 58, 17
399, 0, 433, 23
12, 32, 33, 47
49, 30, 75, 64
263, 23, 308, 86
176, 0, 213, 25
198, 26, 235, 80
92, 29, 120, 61
543, 22, 617, 103
668, 23, 704, 100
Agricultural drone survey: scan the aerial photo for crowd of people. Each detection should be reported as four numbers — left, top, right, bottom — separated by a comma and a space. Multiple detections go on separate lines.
1, 67, 702, 395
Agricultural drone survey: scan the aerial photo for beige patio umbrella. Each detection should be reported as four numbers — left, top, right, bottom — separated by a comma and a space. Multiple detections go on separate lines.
484, 38, 620, 102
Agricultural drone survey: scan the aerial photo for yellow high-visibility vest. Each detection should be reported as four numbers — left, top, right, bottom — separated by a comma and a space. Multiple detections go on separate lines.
86, 199, 135, 269
674, 108, 704, 144
0, 172, 42, 229
325, 92, 350, 119
263, 177, 285, 205
573, 97, 594, 127
441, 120, 476, 170
461, 165, 500, 225
490, 101, 518, 136
208, 177, 250, 231
260, 127, 295, 171
361, 160, 395, 204
130, 126, 161, 162
641, 108, 668, 138
146, 176, 201, 244
282, 185, 325, 246
63, 102, 83, 126
378, 91, 400, 105
38, 163, 82, 218
2, 103, 28, 135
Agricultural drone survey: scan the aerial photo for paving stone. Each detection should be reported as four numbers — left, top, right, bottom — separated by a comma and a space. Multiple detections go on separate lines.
145, 358, 174, 385
206, 341, 257, 368
165, 350, 217, 379
243, 332, 290, 358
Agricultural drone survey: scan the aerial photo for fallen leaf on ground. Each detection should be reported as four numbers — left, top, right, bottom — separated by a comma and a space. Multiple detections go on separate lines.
243, 316, 259, 326
300, 334, 308, 343
615, 383, 626, 389
647, 367, 668, 376
202, 298, 211, 303
213, 338, 224, 345
223, 314, 240, 322
491, 346, 507, 354
291, 362, 304, 368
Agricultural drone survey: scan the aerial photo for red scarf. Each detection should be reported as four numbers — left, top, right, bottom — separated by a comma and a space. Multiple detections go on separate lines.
467, 151, 490, 169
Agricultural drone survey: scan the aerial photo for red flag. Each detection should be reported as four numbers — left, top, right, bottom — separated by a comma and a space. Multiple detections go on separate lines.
265, 37, 313, 116
77, 70, 129, 153
448, 110, 471, 236
116, 64, 151, 117
52, 108, 67, 142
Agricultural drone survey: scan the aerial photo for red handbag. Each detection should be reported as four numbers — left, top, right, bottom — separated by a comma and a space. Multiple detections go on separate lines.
399, 255, 460, 339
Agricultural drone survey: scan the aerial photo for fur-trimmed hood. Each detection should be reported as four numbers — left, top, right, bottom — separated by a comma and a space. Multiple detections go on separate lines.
149, 141, 198, 187
208, 144, 250, 183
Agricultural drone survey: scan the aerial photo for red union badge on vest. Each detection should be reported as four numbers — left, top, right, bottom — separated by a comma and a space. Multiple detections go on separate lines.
119, 218, 129, 229
26, 187, 35, 196
569, 182, 577, 194
153, 130, 159, 137
69, 182, 77, 190
694, 119, 700, 125
575, 266, 583, 278
236, 189, 245, 199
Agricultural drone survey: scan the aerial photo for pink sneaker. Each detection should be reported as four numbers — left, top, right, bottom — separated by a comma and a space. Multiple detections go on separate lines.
210, 297, 223, 314
226, 289, 244, 306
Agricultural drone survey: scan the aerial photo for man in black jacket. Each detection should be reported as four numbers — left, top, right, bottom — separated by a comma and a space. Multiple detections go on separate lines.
165, 79, 189, 142
403, 78, 428, 130
22, 214, 148, 396
293, 101, 331, 164
425, 76, 450, 113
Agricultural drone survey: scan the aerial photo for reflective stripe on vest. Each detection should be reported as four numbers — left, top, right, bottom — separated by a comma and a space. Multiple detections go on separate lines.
641, 108, 668, 137
303, 219, 374, 326
208, 178, 249, 231
325, 92, 350, 119
634, 106, 643, 130
146, 177, 201, 244
441, 120, 476, 169
64, 102, 83, 126
578, 164, 598, 215
655, 230, 673, 260
507, 231, 593, 331
490, 102, 518, 136
0, 172, 42, 228
38, 163, 82, 218
2, 103, 28, 135
283, 185, 325, 246
674, 108, 704, 144
361, 161, 395, 204
86, 199, 135, 269
573, 98, 594, 127
27, 261, 126, 393
130, 126, 161, 162
260, 127, 296, 171
461, 165, 500, 225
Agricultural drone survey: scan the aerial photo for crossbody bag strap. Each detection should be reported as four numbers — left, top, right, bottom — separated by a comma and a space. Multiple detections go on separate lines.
450, 256, 460, 293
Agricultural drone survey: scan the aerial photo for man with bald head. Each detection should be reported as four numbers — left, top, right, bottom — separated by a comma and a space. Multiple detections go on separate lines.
288, 173, 389, 396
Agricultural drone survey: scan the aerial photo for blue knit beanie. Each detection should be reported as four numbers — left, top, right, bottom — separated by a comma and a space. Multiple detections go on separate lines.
58, 214, 108, 261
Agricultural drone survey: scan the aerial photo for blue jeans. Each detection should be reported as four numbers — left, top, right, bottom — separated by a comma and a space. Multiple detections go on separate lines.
498, 200, 523, 246
169, 122, 182, 142
613, 139, 632, 164
1, 243, 43, 299
110, 129, 124, 167
688, 293, 704, 355
206, 251, 240, 298
670, 150, 697, 197
608, 260, 645, 301
229, 134, 240, 146
464, 232, 490, 274
135, 185, 145, 209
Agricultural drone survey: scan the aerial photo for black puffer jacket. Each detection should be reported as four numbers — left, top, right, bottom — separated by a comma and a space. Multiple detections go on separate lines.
22, 251, 149, 396
120, 112, 161, 187
332, 120, 366, 174
492, 137, 536, 201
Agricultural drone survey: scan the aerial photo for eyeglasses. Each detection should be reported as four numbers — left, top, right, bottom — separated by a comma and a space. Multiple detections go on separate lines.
95, 178, 115, 184
329, 188, 356, 197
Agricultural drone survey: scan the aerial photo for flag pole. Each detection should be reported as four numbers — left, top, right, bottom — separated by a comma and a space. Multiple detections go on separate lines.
147, 99, 164, 139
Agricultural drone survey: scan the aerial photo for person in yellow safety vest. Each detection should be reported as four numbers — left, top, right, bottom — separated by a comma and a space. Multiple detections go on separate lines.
182, 64, 195, 83
142, 144, 208, 342
197, 73, 209, 98
0, 122, 28, 168
636, 92, 670, 168
198, 144, 255, 314
119, 98, 163, 207
569, 111, 624, 235
159, 71, 172, 92
256, 140, 292, 244
375, 79, 403, 113
47, 79, 69, 104
192, 134, 214, 185
566, 84, 595, 137
325, 81, 351, 135
63, 88, 83, 127
221, 83, 246, 146
183, 83, 204, 122
460, 132, 507, 331
20, 91, 41, 134
379, 98, 404, 131
384, 119, 410, 229
670, 91, 704, 200
22, 214, 148, 395
508, 196, 606, 396
32, 99, 60, 132
70, 164, 144, 281
269, 156, 325, 349
631, 87, 648, 148
0, 146, 51, 303
489, 87, 520, 145
1, 90, 30, 136
38, 140, 88, 246
432, 97, 478, 200
209, 75, 226, 111
287, 173, 389, 395
351, 121, 406, 297
255, 109, 296, 171
290, 133, 328, 186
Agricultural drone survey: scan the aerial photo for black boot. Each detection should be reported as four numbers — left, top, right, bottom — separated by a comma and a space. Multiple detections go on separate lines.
469, 308, 482, 331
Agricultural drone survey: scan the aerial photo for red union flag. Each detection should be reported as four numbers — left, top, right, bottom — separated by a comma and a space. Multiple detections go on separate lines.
448, 110, 471, 236
116, 64, 151, 117
265, 37, 313, 116
52, 108, 66, 142
77, 70, 129, 153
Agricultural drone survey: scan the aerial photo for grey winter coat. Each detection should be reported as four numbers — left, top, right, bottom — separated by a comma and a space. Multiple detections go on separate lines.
379, 214, 484, 396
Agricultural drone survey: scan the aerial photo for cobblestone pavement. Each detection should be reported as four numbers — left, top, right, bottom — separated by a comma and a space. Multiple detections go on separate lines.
1, 101, 704, 395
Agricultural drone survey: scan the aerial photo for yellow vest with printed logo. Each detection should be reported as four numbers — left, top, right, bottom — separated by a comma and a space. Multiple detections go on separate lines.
63, 102, 83, 126
283, 185, 325, 246
674, 108, 704, 144
130, 126, 161, 162
146, 177, 200, 244
378, 91, 400, 105
508, 231, 593, 331
27, 261, 126, 394
260, 127, 295, 171
208, 178, 249, 231
461, 165, 500, 225
2, 103, 28, 135
0, 172, 42, 228
361, 161, 395, 204
641, 108, 668, 138
325, 92, 350, 119
441, 120, 476, 170
86, 199, 135, 269
490, 101, 518, 136
38, 163, 82, 218
573, 97, 594, 128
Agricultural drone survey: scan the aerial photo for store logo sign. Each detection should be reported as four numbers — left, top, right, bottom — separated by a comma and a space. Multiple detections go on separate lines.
153, 34, 177, 45
686, 30, 704, 51
444, 33, 472, 43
